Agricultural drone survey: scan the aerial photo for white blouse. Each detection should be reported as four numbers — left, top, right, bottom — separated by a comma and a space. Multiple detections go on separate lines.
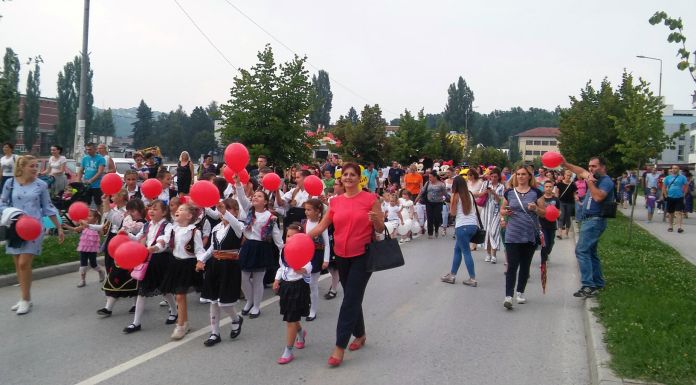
304, 219, 330, 264
129, 218, 171, 252
282, 187, 310, 208
89, 206, 126, 234
242, 209, 284, 250
157, 223, 206, 261
48, 156, 67, 175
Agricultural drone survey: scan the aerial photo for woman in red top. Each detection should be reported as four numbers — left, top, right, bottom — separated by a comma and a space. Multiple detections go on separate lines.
308, 162, 385, 367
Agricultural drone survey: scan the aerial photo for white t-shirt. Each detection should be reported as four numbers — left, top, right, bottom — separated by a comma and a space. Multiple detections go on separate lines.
386, 204, 401, 222
455, 196, 478, 228
1, 155, 15, 177
49, 155, 67, 175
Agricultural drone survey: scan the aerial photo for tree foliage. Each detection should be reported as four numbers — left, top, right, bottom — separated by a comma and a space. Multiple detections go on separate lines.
423, 121, 464, 163
131, 99, 153, 149
387, 109, 429, 164
470, 107, 560, 148
221, 45, 315, 168
55, 56, 93, 154
332, 104, 388, 164
0, 47, 20, 144
443, 76, 474, 133
23, 57, 41, 152
91, 108, 115, 137
465, 146, 510, 168
308, 70, 332, 130
649, 11, 695, 84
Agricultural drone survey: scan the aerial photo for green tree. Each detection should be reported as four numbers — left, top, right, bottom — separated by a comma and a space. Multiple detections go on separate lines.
388, 109, 429, 163
346, 106, 359, 125
332, 104, 387, 164
131, 99, 153, 149
0, 47, 20, 144
55, 56, 93, 154
424, 121, 464, 163
23, 57, 41, 152
465, 146, 510, 168
649, 12, 695, 85
308, 70, 332, 130
443, 76, 474, 133
470, 107, 560, 148
91, 108, 115, 137
206, 100, 221, 120
189, 105, 217, 159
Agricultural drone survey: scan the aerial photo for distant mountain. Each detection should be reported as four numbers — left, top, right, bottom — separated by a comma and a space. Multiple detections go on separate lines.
95, 107, 163, 138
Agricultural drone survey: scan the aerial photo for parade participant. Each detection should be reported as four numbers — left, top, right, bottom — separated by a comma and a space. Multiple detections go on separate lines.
363, 162, 379, 193
440, 175, 479, 286
176, 151, 195, 197
384, 193, 403, 240
555, 170, 577, 239
77, 143, 106, 213
302, 199, 330, 321
404, 164, 423, 198
124, 170, 142, 201
482, 168, 504, 263
418, 172, 447, 239
323, 179, 343, 300
539, 180, 560, 263
40, 145, 68, 197
279, 169, 311, 231
399, 190, 416, 241
143, 169, 173, 206
130, 152, 149, 184
144, 152, 161, 179
388, 161, 405, 189
198, 155, 217, 178
662, 165, 688, 233
646, 187, 657, 222
62, 209, 105, 287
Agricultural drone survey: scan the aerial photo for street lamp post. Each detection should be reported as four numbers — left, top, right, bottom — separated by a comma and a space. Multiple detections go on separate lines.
73, 0, 90, 161
636, 55, 662, 98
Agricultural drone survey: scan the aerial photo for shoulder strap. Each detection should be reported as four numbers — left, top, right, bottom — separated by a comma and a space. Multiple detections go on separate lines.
469, 192, 483, 228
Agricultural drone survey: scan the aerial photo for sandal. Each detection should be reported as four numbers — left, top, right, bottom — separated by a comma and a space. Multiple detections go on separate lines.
324, 290, 337, 300
677, 228, 684, 233
230, 316, 243, 339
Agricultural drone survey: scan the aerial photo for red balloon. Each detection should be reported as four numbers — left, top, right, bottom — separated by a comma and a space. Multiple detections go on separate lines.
304, 175, 323, 196
222, 166, 235, 183
190, 180, 219, 208
541, 151, 564, 169
284, 233, 315, 270
179, 195, 189, 205
224, 143, 250, 172
238, 168, 250, 184
262, 173, 281, 191
141, 178, 163, 199
107, 233, 130, 257
114, 241, 148, 270
100, 173, 123, 195
15, 215, 42, 241
68, 201, 89, 221
545, 205, 560, 222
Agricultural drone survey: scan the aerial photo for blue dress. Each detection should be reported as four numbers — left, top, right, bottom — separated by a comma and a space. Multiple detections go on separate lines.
0, 178, 59, 255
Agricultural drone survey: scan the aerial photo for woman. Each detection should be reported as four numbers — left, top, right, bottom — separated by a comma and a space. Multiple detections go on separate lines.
418, 172, 447, 238
467, 169, 485, 249
481, 168, 505, 264
404, 164, 423, 198
0, 155, 64, 315
40, 145, 68, 197
440, 175, 479, 286
307, 162, 385, 367
555, 170, 577, 238
130, 152, 149, 184
176, 151, 195, 197
1, 143, 16, 190
500, 166, 546, 310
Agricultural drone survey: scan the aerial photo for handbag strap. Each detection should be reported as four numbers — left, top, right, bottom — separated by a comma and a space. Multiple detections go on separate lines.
512, 188, 541, 230
469, 192, 484, 228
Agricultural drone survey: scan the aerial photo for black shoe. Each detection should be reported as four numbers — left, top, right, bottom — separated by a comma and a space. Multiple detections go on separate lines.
241, 308, 251, 316
306, 315, 316, 322
249, 310, 260, 319
204, 334, 221, 347
165, 313, 178, 325
324, 290, 337, 300
129, 305, 136, 314
230, 316, 243, 339
573, 286, 597, 298
123, 324, 141, 334
97, 308, 112, 317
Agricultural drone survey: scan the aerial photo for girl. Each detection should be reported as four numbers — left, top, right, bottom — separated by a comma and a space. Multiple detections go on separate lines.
122, 200, 178, 334
197, 198, 245, 347
303, 199, 330, 321
272, 224, 312, 364
323, 180, 343, 300
399, 190, 416, 243
157, 203, 206, 340
144, 169, 173, 206
124, 170, 142, 201
237, 186, 284, 319
384, 193, 403, 240
63, 209, 105, 287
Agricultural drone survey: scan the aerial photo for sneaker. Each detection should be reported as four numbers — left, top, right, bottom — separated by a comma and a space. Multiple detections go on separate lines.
10, 300, 21, 311
573, 286, 597, 298
16, 300, 32, 315
171, 323, 190, 340
159, 300, 168, 307
440, 273, 455, 284
398, 239, 405, 245
503, 296, 513, 310
199, 297, 207, 304
484, 255, 491, 263
515, 292, 526, 304
77, 280, 86, 288
404, 237, 411, 242
440, 228, 446, 236
490, 256, 497, 264
462, 278, 478, 287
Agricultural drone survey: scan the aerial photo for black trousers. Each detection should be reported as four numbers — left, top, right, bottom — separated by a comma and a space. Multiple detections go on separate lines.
540, 227, 556, 263
335, 254, 372, 349
426, 202, 444, 236
80, 252, 98, 268
504, 242, 536, 297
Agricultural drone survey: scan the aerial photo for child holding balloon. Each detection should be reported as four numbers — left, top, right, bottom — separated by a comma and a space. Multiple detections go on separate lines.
62, 209, 105, 288
539, 180, 560, 263
273, 224, 312, 364
302, 198, 329, 321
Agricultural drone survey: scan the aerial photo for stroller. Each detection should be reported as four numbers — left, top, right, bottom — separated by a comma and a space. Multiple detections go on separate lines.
53, 182, 90, 227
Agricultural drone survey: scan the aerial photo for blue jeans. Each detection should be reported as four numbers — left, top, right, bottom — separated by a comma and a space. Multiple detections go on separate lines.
575, 217, 607, 288
451, 225, 478, 278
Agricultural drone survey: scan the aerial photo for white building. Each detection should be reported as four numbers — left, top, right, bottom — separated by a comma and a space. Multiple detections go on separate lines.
659, 105, 696, 168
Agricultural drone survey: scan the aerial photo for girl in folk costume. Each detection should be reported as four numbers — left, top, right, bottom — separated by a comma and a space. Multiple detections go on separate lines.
62, 209, 105, 287
302, 199, 330, 321
197, 198, 246, 347
323, 178, 343, 300
157, 203, 206, 340
95, 190, 139, 316
122, 200, 177, 334
124, 170, 142, 201
273, 224, 312, 364
278, 169, 311, 232
143, 169, 174, 206
237, 188, 284, 319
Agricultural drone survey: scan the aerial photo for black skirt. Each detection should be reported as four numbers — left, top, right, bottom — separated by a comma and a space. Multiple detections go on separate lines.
159, 258, 202, 294
138, 252, 172, 297
201, 258, 241, 305
103, 266, 138, 298
278, 279, 310, 322
239, 240, 276, 272
311, 248, 324, 275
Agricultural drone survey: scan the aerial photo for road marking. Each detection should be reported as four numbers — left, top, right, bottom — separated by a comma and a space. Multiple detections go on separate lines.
75, 274, 330, 385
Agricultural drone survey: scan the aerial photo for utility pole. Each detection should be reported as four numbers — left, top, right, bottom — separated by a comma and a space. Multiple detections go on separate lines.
73, 0, 90, 162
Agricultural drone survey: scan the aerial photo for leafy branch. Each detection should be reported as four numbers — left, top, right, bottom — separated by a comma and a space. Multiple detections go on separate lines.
649, 11, 696, 84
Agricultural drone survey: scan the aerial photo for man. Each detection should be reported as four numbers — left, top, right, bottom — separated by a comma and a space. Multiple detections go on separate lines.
96, 143, 116, 173
662, 165, 688, 233
501, 166, 511, 182
363, 162, 378, 193
77, 143, 106, 212
388, 161, 405, 188
250, 155, 267, 181
562, 156, 615, 298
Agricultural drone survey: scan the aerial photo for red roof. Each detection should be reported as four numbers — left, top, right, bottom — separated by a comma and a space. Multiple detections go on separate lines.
516, 127, 560, 137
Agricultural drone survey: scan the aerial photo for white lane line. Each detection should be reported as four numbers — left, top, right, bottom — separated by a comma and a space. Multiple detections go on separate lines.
75, 274, 330, 385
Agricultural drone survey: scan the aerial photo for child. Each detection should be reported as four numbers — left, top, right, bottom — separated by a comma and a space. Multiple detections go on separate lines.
539, 180, 560, 264
273, 224, 312, 364
384, 193, 403, 239
157, 203, 206, 340
323, 185, 342, 300
63, 209, 105, 287
122, 199, 177, 334
398, 190, 415, 243
302, 199, 330, 321
144, 169, 173, 206
622, 184, 631, 209
646, 187, 657, 222
124, 170, 142, 201
197, 198, 245, 346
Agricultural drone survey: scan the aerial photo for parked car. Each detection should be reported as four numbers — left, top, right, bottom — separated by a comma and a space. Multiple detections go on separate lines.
112, 158, 136, 178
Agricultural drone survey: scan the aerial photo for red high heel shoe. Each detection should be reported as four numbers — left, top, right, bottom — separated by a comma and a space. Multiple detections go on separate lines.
327, 355, 343, 367
348, 337, 366, 351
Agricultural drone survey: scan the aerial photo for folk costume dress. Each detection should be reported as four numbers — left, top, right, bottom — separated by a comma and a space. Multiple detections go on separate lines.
200, 211, 245, 305
158, 224, 206, 294
93, 207, 140, 298
130, 218, 172, 297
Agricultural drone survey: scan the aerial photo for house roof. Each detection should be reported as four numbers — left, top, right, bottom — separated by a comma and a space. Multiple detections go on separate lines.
516, 127, 560, 137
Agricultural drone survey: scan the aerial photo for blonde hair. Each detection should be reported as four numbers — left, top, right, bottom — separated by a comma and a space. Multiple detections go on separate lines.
179, 151, 190, 162
14, 155, 36, 178
509, 166, 537, 188
178, 203, 201, 225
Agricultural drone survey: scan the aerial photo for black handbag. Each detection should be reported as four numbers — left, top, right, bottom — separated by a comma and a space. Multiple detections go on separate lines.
470, 192, 487, 244
365, 228, 405, 273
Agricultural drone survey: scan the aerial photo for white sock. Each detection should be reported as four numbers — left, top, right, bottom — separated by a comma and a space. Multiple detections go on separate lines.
133, 295, 145, 326
282, 346, 294, 359
221, 305, 240, 330
105, 296, 117, 311
241, 272, 253, 311
296, 327, 305, 342
251, 271, 265, 312
163, 293, 177, 316
209, 303, 221, 335
330, 269, 340, 291
309, 272, 320, 317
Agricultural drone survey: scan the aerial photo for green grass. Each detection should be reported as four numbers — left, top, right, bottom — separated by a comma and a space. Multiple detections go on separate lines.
0, 233, 80, 275
595, 214, 696, 385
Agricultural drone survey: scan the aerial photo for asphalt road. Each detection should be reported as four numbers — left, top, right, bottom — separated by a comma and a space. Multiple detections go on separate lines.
0, 232, 589, 385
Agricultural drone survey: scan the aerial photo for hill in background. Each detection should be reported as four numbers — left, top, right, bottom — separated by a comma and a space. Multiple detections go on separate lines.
98, 107, 163, 138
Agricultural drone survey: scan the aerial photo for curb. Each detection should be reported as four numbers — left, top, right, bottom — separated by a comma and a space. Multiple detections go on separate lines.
0, 256, 105, 288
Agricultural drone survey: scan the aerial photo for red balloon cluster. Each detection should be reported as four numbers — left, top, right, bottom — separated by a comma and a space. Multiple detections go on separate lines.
262, 173, 281, 191
541, 151, 564, 169
190, 180, 219, 208
545, 205, 560, 222
224, 143, 249, 172
238, 168, 250, 184
304, 175, 323, 196
113, 241, 148, 270
15, 215, 42, 241
283, 233, 315, 270
223, 166, 235, 183
141, 179, 163, 199
68, 201, 89, 221
100, 173, 123, 195
107, 233, 130, 257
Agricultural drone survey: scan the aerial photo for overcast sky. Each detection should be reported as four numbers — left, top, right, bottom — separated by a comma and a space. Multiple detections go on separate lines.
1, 0, 694, 122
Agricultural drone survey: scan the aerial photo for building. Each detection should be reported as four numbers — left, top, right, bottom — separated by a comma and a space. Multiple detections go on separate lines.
15, 95, 59, 154
516, 127, 560, 162
660, 105, 695, 168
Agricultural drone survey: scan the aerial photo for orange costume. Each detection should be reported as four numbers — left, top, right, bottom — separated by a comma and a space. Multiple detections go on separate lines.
404, 173, 423, 197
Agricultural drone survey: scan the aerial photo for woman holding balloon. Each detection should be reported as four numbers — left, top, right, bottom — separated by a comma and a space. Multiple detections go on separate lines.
0, 155, 64, 315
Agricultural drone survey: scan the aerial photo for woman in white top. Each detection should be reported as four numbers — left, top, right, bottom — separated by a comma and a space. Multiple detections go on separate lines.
441, 175, 480, 286
1, 142, 16, 190
97, 143, 116, 173
41, 145, 68, 197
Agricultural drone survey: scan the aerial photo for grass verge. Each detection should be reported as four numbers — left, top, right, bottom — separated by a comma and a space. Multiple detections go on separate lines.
595, 214, 696, 385
0, 233, 80, 275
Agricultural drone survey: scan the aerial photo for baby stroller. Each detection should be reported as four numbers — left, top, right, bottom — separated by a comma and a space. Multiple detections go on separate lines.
53, 182, 90, 226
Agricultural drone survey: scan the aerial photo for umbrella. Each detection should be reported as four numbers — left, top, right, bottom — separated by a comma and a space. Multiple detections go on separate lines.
540, 262, 548, 294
